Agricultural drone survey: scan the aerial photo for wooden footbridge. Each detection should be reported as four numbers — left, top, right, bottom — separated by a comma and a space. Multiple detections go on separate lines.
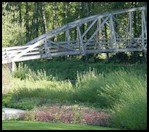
2, 7, 147, 71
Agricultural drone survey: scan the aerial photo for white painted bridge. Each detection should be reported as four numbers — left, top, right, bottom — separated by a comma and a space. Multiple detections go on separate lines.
2, 7, 147, 70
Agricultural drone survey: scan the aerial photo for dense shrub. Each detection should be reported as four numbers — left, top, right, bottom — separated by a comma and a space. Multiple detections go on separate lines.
110, 79, 147, 130
75, 69, 146, 109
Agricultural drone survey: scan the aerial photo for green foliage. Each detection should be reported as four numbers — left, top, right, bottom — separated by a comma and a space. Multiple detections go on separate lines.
75, 69, 103, 104
6, 98, 38, 110
2, 2, 26, 47
74, 68, 146, 108
110, 76, 147, 130
2, 93, 13, 108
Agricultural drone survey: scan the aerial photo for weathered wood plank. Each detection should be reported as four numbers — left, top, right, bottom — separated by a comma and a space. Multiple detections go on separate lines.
2, 45, 30, 50
13, 39, 44, 61
77, 26, 85, 55
110, 14, 117, 48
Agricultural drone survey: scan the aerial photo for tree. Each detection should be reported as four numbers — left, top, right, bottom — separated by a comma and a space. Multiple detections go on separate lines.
40, 2, 47, 33
25, 2, 30, 42
2, 2, 26, 47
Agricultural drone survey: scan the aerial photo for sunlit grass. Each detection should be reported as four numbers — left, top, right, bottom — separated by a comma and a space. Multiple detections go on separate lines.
2, 121, 121, 130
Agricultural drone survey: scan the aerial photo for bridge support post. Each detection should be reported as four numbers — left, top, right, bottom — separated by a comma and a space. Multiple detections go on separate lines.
11, 61, 16, 72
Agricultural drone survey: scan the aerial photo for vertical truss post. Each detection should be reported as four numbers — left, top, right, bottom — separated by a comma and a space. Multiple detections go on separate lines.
5, 50, 14, 72
11, 61, 16, 72
142, 9, 147, 59
97, 18, 102, 50
77, 26, 85, 55
142, 9, 147, 48
65, 29, 70, 57
142, 10, 147, 38
142, 10, 145, 49
110, 14, 117, 49
44, 37, 52, 59
7, 52, 16, 72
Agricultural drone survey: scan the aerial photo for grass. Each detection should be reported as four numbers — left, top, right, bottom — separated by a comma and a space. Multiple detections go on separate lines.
2, 121, 121, 130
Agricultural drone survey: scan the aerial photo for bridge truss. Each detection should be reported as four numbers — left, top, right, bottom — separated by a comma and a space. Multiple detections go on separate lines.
2, 7, 147, 71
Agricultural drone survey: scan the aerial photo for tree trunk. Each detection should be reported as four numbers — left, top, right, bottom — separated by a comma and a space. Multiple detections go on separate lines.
52, 2, 57, 42
36, 3, 39, 37
18, 2, 22, 26
25, 2, 29, 42
41, 2, 47, 33
86, 2, 90, 17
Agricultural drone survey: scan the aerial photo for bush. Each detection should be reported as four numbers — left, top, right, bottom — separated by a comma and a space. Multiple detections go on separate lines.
24, 110, 36, 121
5, 98, 37, 110
111, 77, 147, 130
74, 68, 146, 109
2, 93, 13, 108
74, 69, 103, 104
82, 111, 111, 126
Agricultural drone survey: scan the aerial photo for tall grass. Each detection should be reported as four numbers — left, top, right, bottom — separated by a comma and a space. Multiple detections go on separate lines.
13, 63, 57, 81
3, 63, 74, 110
110, 75, 147, 130
113, 72, 146, 129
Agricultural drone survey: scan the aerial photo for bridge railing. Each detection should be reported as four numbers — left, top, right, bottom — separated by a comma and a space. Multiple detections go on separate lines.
2, 44, 41, 64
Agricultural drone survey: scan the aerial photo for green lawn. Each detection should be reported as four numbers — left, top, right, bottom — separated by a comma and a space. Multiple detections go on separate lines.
2, 121, 121, 130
